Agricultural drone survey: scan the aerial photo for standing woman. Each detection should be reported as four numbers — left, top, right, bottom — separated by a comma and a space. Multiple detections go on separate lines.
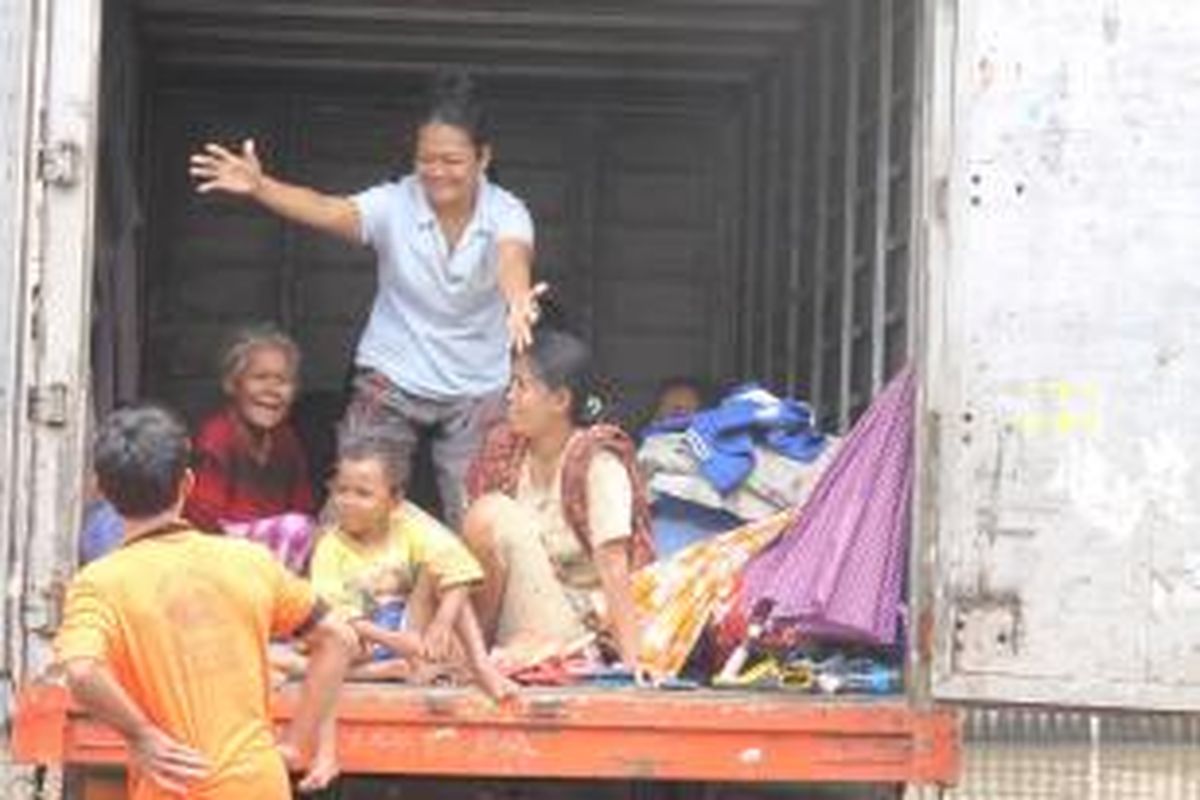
189, 72, 540, 528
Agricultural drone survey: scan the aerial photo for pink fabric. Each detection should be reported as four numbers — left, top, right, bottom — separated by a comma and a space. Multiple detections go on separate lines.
736, 366, 915, 645
222, 512, 317, 574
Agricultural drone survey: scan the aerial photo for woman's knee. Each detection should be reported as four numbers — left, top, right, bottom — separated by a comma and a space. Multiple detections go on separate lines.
462, 493, 522, 550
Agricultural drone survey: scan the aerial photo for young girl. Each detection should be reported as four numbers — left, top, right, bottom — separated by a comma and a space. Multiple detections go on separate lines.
310, 431, 514, 700
185, 325, 317, 572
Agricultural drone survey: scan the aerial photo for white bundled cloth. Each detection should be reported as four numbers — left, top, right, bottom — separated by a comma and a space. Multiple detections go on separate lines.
637, 432, 841, 522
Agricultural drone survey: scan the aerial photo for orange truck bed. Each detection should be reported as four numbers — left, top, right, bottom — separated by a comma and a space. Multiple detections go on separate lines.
13, 683, 959, 785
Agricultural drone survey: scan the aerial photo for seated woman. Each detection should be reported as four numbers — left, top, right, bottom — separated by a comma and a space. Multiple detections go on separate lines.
309, 431, 513, 700
463, 329, 655, 671
184, 325, 316, 572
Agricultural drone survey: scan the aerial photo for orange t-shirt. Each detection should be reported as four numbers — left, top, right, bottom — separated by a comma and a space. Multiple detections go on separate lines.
55, 527, 319, 800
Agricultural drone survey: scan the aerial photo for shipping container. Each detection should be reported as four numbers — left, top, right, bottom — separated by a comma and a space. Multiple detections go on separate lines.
3, 0, 1200, 797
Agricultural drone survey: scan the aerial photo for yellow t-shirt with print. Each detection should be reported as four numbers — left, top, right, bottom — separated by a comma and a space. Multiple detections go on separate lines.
310, 501, 483, 617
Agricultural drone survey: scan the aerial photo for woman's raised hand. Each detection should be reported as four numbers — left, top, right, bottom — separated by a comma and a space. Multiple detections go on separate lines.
508, 281, 549, 353
190, 139, 264, 196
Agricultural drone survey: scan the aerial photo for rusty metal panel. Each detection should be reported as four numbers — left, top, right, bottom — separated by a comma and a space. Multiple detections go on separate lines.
925, 0, 1200, 709
13, 684, 961, 785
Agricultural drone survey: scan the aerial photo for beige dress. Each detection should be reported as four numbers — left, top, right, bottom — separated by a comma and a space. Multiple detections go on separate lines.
491, 448, 633, 648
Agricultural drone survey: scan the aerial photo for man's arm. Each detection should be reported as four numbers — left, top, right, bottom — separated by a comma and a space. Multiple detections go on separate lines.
63, 658, 209, 795
189, 139, 361, 244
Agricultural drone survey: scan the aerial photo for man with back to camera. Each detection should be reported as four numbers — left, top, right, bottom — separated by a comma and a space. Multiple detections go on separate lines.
55, 403, 356, 798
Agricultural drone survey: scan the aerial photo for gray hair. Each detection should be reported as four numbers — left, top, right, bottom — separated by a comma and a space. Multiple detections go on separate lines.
219, 323, 300, 387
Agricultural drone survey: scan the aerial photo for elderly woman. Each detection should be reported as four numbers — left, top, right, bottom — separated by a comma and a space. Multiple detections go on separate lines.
462, 329, 654, 669
185, 324, 316, 571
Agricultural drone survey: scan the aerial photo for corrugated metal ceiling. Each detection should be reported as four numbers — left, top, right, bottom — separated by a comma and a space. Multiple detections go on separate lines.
135, 0, 828, 86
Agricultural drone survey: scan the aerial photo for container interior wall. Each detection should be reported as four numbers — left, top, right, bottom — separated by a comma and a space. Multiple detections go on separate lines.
93, 0, 145, 420
800, 0, 918, 430
141, 86, 739, 429
720, 0, 919, 431
78, 1, 926, 622
93, 0, 918, 440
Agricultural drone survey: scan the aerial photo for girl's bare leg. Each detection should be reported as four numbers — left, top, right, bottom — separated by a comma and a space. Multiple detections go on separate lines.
461, 494, 516, 644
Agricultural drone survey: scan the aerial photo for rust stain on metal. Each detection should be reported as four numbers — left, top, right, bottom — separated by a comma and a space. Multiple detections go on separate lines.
917, 607, 935, 664
616, 754, 660, 779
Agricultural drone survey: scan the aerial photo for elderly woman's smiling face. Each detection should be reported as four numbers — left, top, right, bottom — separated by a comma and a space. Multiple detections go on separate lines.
226, 345, 296, 431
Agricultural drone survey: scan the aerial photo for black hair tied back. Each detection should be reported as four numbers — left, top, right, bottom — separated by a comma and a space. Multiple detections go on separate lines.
431, 69, 473, 106
423, 68, 489, 149
525, 328, 610, 427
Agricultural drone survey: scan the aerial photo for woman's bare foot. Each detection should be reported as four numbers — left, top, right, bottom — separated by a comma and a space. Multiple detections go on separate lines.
474, 660, 519, 703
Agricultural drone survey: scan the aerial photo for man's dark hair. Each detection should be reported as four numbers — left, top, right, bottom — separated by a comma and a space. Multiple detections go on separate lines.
93, 404, 190, 518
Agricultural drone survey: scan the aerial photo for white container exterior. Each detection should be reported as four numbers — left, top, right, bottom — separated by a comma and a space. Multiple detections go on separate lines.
924, 0, 1200, 711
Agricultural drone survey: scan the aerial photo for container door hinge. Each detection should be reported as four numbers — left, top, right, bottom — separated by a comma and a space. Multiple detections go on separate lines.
28, 383, 68, 427
37, 140, 81, 188
20, 576, 67, 637
951, 594, 1022, 672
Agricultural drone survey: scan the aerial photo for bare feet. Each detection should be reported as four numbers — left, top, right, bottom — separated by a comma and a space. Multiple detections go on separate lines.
474, 660, 519, 703
408, 657, 457, 686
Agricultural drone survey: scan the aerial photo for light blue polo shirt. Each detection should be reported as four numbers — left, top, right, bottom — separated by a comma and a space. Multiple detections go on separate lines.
351, 175, 534, 400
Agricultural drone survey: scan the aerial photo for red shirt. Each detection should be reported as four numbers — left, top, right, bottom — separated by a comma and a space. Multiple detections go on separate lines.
185, 406, 314, 532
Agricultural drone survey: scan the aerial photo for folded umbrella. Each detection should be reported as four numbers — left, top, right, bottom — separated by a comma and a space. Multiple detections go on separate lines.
735, 366, 915, 646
